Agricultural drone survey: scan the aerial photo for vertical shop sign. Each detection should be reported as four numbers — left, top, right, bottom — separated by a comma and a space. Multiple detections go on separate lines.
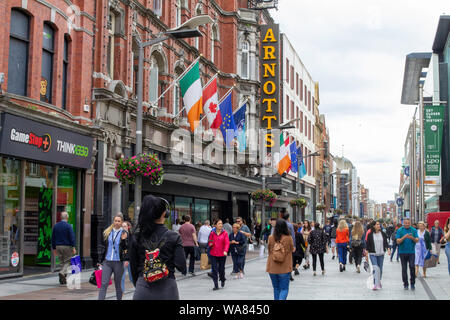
424, 105, 444, 183
260, 24, 280, 147
37, 186, 53, 265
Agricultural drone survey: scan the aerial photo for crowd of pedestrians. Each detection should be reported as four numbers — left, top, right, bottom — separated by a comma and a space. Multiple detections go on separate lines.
75, 194, 450, 300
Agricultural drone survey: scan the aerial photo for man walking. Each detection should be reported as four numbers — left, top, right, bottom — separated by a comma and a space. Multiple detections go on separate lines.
198, 220, 212, 254
236, 217, 251, 274
179, 215, 199, 276
396, 219, 418, 290
223, 218, 233, 236
51, 211, 76, 285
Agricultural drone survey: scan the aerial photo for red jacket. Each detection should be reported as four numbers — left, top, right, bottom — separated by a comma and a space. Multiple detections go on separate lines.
208, 229, 230, 257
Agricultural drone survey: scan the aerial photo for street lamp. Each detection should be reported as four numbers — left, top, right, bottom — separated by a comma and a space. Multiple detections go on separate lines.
134, 15, 213, 223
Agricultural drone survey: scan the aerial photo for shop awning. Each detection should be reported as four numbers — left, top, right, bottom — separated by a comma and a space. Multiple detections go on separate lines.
162, 164, 262, 193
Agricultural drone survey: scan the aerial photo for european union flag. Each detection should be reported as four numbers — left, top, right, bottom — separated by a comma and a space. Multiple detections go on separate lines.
298, 147, 307, 179
219, 92, 237, 147
233, 103, 247, 152
290, 142, 298, 173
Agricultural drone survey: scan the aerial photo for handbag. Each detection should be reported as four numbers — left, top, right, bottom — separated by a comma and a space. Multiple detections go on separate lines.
194, 246, 201, 261
248, 243, 255, 251
259, 244, 265, 258
424, 254, 438, 268
70, 255, 82, 274
94, 267, 112, 289
363, 260, 370, 272
89, 271, 97, 286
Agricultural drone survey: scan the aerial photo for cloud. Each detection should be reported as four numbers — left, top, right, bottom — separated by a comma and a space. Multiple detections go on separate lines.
272, 0, 448, 202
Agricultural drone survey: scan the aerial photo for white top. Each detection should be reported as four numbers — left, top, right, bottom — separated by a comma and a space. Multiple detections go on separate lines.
198, 225, 212, 244
172, 224, 181, 233
373, 232, 384, 256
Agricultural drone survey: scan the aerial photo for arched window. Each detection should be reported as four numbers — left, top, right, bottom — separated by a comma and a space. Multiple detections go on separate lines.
241, 41, 250, 79
149, 57, 159, 105
41, 23, 55, 103
8, 9, 30, 96
175, 0, 182, 27
194, 5, 202, 50
211, 25, 218, 63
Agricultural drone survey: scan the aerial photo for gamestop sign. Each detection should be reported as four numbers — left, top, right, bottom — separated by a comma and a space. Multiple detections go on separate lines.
1, 113, 93, 169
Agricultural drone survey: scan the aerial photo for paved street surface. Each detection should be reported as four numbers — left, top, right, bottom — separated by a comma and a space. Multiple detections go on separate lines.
0, 248, 448, 300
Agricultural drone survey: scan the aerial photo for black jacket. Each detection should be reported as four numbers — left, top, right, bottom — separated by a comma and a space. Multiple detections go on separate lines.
99, 229, 129, 263
366, 231, 389, 254
293, 233, 306, 258
308, 229, 328, 255
129, 224, 186, 286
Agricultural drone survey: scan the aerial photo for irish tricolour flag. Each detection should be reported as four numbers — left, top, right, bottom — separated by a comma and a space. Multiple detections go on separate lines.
179, 61, 203, 132
277, 134, 291, 175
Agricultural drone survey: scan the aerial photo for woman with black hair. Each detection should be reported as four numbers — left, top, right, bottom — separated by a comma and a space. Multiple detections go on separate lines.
292, 223, 305, 276
365, 221, 389, 290
266, 219, 294, 300
129, 195, 186, 300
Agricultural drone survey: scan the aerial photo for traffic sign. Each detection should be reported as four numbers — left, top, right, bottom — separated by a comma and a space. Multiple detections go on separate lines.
396, 198, 404, 207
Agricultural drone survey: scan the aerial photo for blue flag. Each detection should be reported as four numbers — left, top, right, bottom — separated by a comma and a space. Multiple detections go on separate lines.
233, 103, 247, 152
219, 92, 237, 147
298, 147, 307, 179
290, 142, 298, 173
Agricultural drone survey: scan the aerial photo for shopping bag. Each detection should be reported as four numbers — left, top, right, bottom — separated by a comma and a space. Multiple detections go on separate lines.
200, 253, 210, 270
424, 254, 438, 268
70, 255, 82, 274
259, 244, 265, 258
424, 250, 431, 261
89, 272, 97, 286
248, 244, 255, 252
194, 246, 201, 261
95, 268, 112, 289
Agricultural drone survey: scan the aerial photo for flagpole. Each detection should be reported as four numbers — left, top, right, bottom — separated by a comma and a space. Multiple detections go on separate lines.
203, 73, 219, 89
218, 85, 235, 104
149, 55, 202, 107
233, 98, 249, 115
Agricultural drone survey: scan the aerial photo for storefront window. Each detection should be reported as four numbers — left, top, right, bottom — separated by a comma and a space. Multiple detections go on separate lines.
193, 199, 210, 224
211, 201, 221, 224
57, 168, 77, 234
0, 158, 21, 275
175, 197, 193, 220
24, 162, 54, 266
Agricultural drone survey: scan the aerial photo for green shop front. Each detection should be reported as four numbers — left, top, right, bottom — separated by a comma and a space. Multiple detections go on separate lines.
0, 112, 93, 278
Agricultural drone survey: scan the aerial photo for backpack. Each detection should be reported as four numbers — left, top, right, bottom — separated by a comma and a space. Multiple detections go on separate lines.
142, 230, 169, 283
272, 240, 286, 263
351, 238, 362, 248
331, 227, 337, 239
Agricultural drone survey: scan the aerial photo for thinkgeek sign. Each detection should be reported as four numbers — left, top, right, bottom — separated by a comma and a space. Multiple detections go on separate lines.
260, 24, 280, 147
0, 113, 93, 169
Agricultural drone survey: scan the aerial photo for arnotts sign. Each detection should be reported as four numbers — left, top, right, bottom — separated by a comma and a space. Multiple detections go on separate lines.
0, 113, 93, 169
260, 24, 280, 147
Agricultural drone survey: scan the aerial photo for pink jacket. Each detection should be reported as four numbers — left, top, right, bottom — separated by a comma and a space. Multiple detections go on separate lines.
208, 230, 230, 257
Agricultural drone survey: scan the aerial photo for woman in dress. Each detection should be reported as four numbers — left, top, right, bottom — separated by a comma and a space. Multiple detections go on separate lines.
307, 222, 328, 276
129, 195, 187, 300
302, 220, 312, 269
414, 221, 432, 278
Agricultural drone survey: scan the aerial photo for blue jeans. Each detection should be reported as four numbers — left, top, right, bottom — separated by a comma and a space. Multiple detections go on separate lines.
231, 253, 244, 273
390, 242, 399, 261
445, 243, 450, 275
337, 243, 348, 265
121, 262, 133, 292
210, 256, 226, 287
269, 273, 291, 300
369, 254, 384, 286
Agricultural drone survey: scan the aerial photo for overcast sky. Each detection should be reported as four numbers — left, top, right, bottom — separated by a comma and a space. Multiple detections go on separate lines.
271, 0, 449, 203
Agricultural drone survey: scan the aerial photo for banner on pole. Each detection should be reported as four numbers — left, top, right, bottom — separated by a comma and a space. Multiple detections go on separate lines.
424, 105, 444, 185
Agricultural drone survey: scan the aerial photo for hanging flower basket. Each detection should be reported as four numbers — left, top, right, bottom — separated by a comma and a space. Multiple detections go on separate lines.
115, 153, 164, 185
289, 198, 307, 208
316, 204, 326, 211
251, 189, 277, 207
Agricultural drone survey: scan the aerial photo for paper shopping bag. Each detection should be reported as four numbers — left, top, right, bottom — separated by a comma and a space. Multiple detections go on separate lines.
200, 253, 210, 270
95, 268, 112, 289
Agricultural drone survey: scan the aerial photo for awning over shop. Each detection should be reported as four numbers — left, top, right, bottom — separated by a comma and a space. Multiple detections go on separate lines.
162, 163, 262, 193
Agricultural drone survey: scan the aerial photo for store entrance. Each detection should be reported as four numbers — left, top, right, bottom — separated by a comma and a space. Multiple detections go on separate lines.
23, 162, 54, 274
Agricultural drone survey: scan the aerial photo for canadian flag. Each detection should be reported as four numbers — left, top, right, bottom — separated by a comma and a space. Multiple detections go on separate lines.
202, 76, 222, 129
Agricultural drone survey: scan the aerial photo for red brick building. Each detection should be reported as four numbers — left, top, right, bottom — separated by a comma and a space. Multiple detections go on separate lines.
0, 0, 99, 277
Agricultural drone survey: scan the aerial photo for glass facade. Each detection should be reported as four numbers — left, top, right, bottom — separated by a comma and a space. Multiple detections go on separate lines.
0, 158, 21, 275
193, 199, 210, 225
